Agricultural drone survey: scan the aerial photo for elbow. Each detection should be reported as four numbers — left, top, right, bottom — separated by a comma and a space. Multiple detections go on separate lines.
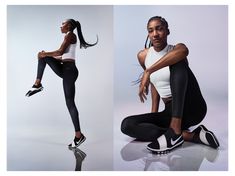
57, 50, 64, 56
176, 43, 189, 58
183, 46, 189, 57
179, 43, 189, 58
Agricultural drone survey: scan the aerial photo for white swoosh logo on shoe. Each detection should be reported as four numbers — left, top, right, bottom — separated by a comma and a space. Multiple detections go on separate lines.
171, 136, 182, 146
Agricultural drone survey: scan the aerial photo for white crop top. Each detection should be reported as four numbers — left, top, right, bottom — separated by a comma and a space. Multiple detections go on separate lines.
62, 43, 77, 60
145, 45, 174, 98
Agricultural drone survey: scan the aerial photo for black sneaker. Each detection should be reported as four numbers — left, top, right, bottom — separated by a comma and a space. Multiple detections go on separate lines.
192, 125, 220, 149
147, 128, 184, 154
25, 84, 43, 97
68, 134, 86, 148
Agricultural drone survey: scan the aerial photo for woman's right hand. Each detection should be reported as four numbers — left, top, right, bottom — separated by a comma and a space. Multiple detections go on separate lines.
138, 70, 150, 103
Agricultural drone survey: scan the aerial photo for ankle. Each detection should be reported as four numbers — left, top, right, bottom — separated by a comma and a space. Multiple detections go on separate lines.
169, 126, 181, 135
34, 80, 41, 86
172, 128, 181, 135
169, 117, 182, 135
182, 131, 194, 141
75, 132, 82, 138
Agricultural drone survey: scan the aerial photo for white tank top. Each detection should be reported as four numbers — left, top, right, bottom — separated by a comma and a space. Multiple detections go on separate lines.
62, 43, 77, 60
145, 45, 174, 98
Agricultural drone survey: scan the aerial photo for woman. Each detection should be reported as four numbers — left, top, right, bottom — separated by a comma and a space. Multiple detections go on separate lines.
26, 19, 98, 148
121, 16, 219, 154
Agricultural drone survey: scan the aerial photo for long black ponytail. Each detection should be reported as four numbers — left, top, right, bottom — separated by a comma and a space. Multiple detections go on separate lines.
67, 19, 98, 49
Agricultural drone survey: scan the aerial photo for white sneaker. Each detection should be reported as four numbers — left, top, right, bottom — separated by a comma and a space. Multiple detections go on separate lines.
25, 84, 43, 97
68, 134, 86, 148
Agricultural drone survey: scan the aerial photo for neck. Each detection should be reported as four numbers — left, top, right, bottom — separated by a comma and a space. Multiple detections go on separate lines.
153, 42, 167, 52
67, 30, 74, 34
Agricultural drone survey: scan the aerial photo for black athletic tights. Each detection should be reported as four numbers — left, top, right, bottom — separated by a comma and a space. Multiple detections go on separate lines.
121, 60, 207, 141
37, 57, 80, 132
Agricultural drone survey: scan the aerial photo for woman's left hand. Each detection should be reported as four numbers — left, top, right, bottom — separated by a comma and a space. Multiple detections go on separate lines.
139, 70, 150, 103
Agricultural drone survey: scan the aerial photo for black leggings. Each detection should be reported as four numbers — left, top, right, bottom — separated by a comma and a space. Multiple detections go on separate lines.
121, 60, 207, 141
37, 57, 80, 132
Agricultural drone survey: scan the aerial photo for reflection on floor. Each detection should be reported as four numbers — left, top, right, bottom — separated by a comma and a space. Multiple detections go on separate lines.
114, 101, 228, 171
7, 128, 113, 171
69, 147, 86, 171
7, 101, 227, 171
119, 140, 220, 171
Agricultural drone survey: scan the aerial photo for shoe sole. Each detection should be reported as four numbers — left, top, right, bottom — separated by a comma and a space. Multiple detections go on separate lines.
26, 87, 43, 97
199, 125, 220, 149
147, 140, 184, 155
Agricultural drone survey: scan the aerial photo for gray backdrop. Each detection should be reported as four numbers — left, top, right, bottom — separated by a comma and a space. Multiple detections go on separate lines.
114, 5, 228, 106
7, 5, 228, 171
114, 5, 228, 170
7, 5, 113, 170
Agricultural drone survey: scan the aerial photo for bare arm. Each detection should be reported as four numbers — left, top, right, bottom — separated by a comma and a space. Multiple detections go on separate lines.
147, 43, 189, 74
137, 49, 149, 101
38, 33, 74, 58
137, 49, 147, 70
137, 49, 160, 112
150, 83, 160, 112
139, 43, 188, 104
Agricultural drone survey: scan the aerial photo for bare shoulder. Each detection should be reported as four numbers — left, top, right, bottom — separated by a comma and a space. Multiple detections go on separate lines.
64, 32, 77, 44
137, 48, 149, 68
137, 48, 149, 60
174, 43, 189, 57
174, 43, 188, 50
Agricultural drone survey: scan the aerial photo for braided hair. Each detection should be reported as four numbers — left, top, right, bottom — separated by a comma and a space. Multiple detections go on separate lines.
145, 16, 170, 48
66, 19, 98, 49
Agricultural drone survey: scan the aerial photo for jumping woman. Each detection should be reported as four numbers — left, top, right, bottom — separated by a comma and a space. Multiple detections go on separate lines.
26, 19, 98, 148
121, 16, 219, 154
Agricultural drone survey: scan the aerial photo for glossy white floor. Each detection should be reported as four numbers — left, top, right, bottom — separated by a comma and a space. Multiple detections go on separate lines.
114, 101, 228, 171
7, 125, 113, 171
7, 76, 113, 171
6, 98, 228, 171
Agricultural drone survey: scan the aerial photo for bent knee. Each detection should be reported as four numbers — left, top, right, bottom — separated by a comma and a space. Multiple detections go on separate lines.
121, 116, 135, 135
170, 59, 188, 75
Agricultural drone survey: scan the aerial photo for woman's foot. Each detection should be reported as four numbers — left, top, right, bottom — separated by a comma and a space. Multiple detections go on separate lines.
25, 83, 43, 97
68, 134, 86, 148
192, 125, 220, 149
147, 128, 184, 154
